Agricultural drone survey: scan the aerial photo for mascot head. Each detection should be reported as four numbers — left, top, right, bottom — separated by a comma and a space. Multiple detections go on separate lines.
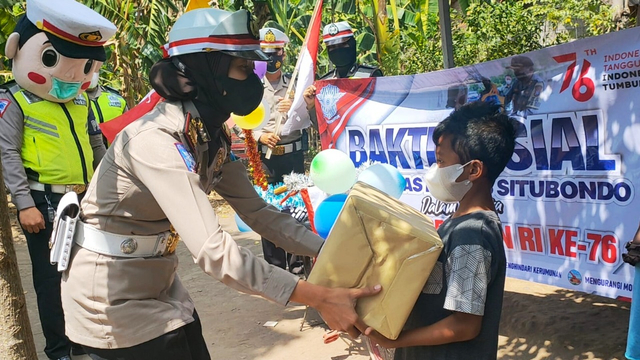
4, 0, 116, 103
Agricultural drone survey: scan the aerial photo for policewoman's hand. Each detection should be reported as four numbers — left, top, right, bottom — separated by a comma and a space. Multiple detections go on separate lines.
276, 97, 292, 113
259, 133, 280, 148
303, 85, 316, 110
290, 280, 382, 338
19, 206, 46, 233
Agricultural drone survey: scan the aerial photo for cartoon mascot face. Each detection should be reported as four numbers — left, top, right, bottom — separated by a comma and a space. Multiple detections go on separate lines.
4, 0, 116, 104
5, 27, 102, 103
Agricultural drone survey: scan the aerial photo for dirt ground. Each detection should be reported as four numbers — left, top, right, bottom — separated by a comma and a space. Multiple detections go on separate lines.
7, 195, 632, 360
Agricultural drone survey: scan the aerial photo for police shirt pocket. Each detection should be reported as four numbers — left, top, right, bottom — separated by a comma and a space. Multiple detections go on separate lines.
422, 260, 443, 294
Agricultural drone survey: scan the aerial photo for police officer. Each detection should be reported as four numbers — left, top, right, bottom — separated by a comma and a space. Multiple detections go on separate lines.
253, 27, 310, 271
0, 0, 114, 359
60, 9, 379, 359
86, 72, 128, 146
303, 21, 383, 122
504, 55, 544, 116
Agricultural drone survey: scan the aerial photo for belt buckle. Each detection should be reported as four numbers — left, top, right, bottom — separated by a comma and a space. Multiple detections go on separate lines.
67, 184, 86, 194
272, 145, 285, 156
163, 225, 180, 256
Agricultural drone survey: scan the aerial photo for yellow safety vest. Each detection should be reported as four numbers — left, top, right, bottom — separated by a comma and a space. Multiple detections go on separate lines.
91, 89, 126, 124
11, 86, 94, 185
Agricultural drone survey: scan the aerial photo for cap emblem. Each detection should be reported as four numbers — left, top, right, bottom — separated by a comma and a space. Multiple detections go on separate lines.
264, 29, 276, 43
328, 24, 339, 36
79, 31, 103, 42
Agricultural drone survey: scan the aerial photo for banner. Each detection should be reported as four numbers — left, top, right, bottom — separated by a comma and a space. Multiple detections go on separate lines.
314, 27, 640, 300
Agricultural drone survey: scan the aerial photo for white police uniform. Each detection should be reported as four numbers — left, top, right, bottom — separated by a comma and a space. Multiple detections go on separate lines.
60, 9, 323, 359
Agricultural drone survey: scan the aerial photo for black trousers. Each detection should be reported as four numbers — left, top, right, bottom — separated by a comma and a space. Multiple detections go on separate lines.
260, 149, 305, 268
260, 148, 305, 185
18, 190, 70, 359
82, 310, 210, 360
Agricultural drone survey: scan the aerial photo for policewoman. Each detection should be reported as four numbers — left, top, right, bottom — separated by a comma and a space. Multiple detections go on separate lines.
0, 1, 114, 359
303, 21, 383, 123
253, 27, 311, 270
60, 9, 379, 360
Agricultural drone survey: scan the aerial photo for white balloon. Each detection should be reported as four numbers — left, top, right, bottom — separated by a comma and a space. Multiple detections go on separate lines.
309, 149, 356, 194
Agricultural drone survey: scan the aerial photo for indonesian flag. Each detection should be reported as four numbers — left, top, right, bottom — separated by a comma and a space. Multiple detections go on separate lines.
281, 0, 323, 135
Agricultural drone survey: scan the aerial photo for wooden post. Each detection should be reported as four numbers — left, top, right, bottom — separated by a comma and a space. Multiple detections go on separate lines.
0, 160, 37, 359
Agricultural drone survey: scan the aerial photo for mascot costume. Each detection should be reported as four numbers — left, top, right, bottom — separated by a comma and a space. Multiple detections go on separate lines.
0, 0, 116, 359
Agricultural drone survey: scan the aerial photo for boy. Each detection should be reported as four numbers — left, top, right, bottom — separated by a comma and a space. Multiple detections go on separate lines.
362, 101, 516, 360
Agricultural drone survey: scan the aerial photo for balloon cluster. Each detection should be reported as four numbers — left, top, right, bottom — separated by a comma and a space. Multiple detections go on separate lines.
308, 150, 407, 238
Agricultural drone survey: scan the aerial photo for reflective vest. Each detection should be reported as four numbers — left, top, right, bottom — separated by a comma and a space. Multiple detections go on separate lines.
91, 88, 126, 124
10, 85, 94, 185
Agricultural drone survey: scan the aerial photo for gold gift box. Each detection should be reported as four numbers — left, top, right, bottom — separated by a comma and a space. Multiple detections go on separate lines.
307, 181, 443, 340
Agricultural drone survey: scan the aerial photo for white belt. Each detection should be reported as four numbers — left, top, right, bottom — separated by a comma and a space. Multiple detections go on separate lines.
73, 221, 176, 258
260, 140, 303, 155
28, 180, 86, 194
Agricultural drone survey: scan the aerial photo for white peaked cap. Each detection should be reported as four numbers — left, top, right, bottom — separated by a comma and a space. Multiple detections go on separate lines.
260, 27, 289, 53
322, 21, 354, 46
166, 8, 269, 61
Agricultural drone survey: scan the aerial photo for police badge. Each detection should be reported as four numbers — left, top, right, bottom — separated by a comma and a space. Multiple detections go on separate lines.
328, 23, 339, 36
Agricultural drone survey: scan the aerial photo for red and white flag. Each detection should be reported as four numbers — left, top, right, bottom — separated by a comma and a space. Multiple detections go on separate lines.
281, 0, 323, 135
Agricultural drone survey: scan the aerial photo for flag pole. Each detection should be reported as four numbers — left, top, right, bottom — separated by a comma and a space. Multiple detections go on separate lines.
265, 0, 322, 159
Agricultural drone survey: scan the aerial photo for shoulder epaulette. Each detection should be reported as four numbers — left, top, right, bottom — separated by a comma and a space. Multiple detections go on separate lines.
0, 80, 19, 93
102, 85, 125, 97
318, 69, 336, 80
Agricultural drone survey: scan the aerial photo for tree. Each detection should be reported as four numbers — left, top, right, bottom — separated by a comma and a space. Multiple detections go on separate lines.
0, 160, 37, 360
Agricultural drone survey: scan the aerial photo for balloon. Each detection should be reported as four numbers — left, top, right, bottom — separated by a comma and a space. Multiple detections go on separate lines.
254, 61, 267, 79
357, 163, 407, 199
235, 213, 252, 232
231, 99, 270, 130
313, 194, 347, 239
309, 149, 356, 194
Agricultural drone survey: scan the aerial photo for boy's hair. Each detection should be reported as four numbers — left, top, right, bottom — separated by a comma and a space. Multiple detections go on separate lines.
432, 101, 516, 184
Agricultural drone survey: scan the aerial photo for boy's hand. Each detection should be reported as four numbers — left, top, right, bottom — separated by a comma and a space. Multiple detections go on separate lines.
362, 326, 397, 349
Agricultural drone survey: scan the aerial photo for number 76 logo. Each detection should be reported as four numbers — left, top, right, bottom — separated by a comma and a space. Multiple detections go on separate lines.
553, 52, 595, 102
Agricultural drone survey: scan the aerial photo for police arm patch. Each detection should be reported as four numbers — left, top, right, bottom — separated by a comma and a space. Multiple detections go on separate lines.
0, 99, 11, 118
175, 143, 197, 173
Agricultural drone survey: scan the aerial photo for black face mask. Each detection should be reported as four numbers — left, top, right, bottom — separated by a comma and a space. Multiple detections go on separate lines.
328, 45, 356, 68
267, 54, 284, 73
218, 73, 264, 116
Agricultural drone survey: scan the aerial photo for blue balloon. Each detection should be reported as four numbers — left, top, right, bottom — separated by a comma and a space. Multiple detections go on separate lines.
313, 194, 347, 239
235, 213, 252, 232
357, 163, 406, 199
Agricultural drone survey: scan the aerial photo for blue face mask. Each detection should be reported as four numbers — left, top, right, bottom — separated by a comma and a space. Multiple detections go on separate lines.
49, 77, 82, 100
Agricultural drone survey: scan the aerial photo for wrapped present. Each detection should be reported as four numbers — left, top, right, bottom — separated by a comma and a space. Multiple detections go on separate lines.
307, 181, 443, 340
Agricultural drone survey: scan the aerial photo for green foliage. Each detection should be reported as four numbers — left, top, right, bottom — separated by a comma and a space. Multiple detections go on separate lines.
397, 0, 621, 75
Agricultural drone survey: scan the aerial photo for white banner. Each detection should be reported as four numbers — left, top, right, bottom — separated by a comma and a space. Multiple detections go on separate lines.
314, 27, 640, 300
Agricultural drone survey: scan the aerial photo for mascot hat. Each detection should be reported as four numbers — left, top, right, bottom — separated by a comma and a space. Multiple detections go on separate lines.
22, 0, 116, 61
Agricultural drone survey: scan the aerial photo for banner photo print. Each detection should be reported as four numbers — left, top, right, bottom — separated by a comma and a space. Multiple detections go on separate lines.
314, 27, 640, 300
